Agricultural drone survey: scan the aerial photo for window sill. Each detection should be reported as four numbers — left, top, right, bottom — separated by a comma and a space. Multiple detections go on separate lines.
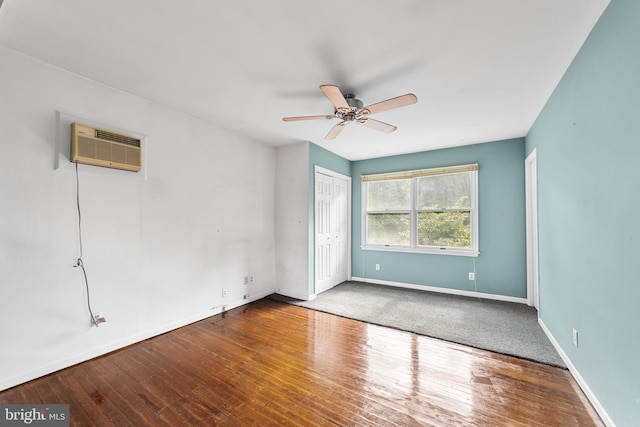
361, 245, 479, 257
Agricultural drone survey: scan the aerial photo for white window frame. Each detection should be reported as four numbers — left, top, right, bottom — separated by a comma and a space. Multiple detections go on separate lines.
361, 164, 479, 257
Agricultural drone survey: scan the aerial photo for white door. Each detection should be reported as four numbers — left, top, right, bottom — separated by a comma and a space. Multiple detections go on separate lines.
315, 172, 333, 294
525, 149, 539, 309
315, 168, 350, 295
332, 176, 348, 283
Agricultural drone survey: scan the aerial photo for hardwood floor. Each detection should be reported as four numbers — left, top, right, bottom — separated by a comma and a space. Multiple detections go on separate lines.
0, 298, 602, 426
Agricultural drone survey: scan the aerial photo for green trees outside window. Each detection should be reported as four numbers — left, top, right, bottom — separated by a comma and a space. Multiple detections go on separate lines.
417, 173, 471, 248
366, 180, 410, 245
364, 167, 477, 254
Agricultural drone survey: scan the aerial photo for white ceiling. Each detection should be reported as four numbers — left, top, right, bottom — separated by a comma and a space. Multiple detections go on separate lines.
0, 0, 609, 160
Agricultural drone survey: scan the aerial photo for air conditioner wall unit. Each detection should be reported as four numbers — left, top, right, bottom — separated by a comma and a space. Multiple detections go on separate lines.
71, 122, 142, 172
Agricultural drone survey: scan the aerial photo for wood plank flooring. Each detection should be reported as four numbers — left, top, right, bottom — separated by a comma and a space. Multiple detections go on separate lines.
0, 298, 603, 426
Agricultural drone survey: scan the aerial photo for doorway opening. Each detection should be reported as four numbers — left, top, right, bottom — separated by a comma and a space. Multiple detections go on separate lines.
525, 149, 539, 310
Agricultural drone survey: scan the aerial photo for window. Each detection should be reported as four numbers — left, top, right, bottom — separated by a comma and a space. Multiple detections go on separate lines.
362, 164, 478, 256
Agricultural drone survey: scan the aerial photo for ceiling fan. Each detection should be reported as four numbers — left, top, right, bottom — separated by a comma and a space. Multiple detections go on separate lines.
283, 85, 417, 140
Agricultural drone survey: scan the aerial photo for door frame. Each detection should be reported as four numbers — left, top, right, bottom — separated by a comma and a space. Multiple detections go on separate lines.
525, 149, 539, 309
314, 165, 352, 296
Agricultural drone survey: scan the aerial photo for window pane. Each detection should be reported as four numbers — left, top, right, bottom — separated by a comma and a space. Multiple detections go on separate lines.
417, 172, 471, 210
418, 211, 471, 248
367, 180, 411, 211
367, 213, 410, 245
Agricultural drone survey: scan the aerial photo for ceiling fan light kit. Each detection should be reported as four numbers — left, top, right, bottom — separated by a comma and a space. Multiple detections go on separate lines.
283, 85, 417, 140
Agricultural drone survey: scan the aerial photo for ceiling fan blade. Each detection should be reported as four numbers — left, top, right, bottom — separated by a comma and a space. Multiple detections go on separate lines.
359, 117, 397, 133
320, 85, 350, 111
358, 93, 417, 116
283, 115, 335, 122
325, 122, 346, 140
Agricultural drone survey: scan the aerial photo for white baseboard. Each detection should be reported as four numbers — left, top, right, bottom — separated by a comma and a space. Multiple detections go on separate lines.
0, 309, 219, 391
0, 289, 276, 392
538, 319, 614, 427
275, 289, 316, 301
351, 277, 528, 304
350, 278, 613, 425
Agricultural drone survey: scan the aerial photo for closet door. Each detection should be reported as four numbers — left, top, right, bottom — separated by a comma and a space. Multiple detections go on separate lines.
332, 176, 348, 284
315, 168, 350, 295
315, 171, 333, 294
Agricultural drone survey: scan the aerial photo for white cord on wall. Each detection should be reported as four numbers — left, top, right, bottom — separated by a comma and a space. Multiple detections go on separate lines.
74, 162, 99, 327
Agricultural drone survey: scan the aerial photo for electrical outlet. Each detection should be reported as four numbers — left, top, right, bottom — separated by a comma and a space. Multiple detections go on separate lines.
222, 288, 228, 298
572, 329, 579, 347
469, 272, 475, 281
93, 312, 106, 326
375, 264, 380, 271
243, 276, 249, 285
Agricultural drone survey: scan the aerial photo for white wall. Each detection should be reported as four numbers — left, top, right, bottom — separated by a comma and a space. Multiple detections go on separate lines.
274, 142, 311, 300
0, 47, 277, 390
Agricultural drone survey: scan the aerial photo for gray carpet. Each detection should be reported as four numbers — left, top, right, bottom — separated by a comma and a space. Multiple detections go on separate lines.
271, 281, 565, 368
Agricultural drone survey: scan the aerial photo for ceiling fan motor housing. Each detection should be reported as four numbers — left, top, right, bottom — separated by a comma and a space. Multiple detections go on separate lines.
344, 94, 364, 110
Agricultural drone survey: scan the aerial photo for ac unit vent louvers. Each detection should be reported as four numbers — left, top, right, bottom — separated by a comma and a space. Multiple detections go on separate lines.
71, 122, 142, 172
95, 129, 141, 147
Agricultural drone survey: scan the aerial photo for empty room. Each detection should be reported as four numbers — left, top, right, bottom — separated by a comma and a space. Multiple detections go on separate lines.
0, 0, 637, 425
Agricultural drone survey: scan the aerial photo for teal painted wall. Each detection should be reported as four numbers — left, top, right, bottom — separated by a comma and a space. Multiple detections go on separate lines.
309, 142, 352, 178
351, 139, 526, 298
526, 0, 640, 424
308, 142, 352, 294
